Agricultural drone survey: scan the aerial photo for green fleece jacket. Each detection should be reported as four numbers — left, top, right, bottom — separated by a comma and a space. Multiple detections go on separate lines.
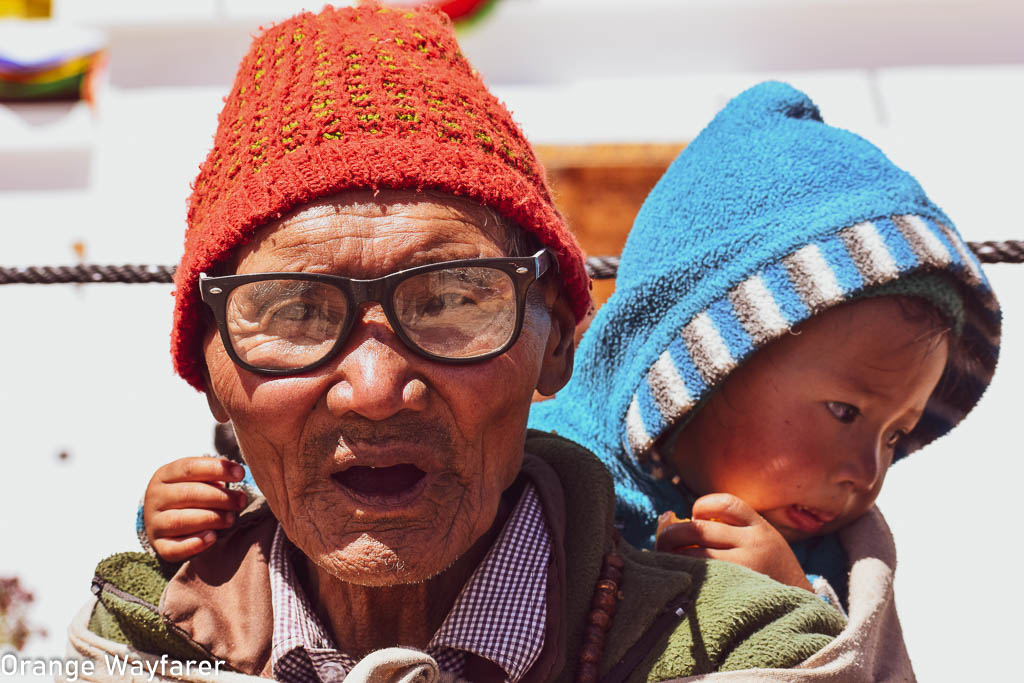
86, 432, 843, 681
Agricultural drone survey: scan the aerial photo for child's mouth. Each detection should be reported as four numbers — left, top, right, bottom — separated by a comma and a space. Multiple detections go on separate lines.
784, 504, 834, 534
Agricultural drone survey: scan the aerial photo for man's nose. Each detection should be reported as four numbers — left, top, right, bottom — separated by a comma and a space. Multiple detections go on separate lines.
324, 306, 428, 420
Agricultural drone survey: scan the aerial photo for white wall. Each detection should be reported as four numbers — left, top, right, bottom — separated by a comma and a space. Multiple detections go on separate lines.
1, 1, 1022, 680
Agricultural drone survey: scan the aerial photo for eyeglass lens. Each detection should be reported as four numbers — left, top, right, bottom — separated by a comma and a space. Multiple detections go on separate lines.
226, 280, 349, 370
393, 266, 517, 359
224, 265, 518, 370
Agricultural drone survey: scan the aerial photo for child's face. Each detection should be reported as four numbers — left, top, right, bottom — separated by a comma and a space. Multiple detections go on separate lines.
669, 297, 949, 542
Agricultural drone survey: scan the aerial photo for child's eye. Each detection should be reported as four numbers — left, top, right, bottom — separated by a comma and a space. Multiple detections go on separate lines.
826, 401, 860, 424
886, 429, 908, 448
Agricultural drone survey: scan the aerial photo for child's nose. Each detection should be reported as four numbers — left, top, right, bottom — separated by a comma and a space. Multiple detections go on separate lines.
833, 442, 885, 492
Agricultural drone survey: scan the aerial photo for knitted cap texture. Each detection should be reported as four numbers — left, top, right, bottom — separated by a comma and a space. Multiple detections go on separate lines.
172, 2, 588, 390
853, 272, 966, 336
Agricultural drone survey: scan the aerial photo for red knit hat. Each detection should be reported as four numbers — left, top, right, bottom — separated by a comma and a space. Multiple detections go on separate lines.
172, 2, 589, 390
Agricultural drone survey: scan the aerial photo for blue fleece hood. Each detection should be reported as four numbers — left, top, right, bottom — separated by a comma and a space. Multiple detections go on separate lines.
529, 81, 1001, 547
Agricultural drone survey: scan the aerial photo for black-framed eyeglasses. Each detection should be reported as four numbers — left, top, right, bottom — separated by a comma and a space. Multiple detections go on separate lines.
199, 249, 555, 375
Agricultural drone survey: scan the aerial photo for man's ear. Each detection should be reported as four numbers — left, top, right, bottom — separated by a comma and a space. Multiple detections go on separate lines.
535, 285, 579, 397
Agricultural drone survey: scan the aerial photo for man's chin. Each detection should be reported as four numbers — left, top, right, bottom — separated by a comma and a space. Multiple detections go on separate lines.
310, 534, 460, 587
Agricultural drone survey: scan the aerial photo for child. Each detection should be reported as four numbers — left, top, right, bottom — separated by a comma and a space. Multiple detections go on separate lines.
528, 81, 1001, 678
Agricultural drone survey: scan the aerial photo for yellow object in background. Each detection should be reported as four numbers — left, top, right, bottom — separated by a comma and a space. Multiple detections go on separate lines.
656, 510, 691, 538
0, 0, 51, 18
0, 19, 105, 101
1, 53, 94, 84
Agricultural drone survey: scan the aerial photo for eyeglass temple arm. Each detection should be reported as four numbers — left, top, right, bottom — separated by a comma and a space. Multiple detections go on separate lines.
535, 248, 559, 279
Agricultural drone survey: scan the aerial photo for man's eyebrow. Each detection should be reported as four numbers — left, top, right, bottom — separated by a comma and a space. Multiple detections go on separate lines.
372, 249, 489, 275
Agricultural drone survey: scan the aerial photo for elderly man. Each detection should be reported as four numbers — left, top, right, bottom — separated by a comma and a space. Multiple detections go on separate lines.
70, 4, 843, 682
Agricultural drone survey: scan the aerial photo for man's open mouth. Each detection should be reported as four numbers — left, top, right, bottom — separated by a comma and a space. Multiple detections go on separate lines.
331, 464, 427, 503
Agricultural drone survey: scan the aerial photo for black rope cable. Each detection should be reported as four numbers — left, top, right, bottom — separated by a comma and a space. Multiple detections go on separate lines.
583, 255, 621, 281
0, 263, 176, 285
0, 240, 1021, 285
968, 240, 1024, 266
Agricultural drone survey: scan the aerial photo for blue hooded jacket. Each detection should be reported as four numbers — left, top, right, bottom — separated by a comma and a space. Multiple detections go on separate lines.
529, 82, 1001, 550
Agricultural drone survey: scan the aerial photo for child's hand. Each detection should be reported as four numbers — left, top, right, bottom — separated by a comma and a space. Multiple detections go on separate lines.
655, 493, 812, 592
143, 457, 248, 563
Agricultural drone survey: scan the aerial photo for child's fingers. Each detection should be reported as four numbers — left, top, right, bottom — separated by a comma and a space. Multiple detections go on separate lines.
149, 509, 237, 539
691, 493, 761, 526
656, 510, 688, 537
655, 519, 740, 553
157, 457, 245, 485
672, 546, 713, 559
152, 531, 218, 563
155, 482, 247, 512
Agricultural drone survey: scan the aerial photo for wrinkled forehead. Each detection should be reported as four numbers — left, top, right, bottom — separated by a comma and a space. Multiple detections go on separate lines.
230, 189, 513, 277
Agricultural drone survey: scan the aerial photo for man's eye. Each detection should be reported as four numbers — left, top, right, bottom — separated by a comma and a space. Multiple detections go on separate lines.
826, 401, 860, 424
272, 302, 315, 322
422, 293, 475, 316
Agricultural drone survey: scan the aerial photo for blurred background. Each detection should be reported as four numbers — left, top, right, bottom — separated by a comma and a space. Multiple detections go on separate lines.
1, 0, 1021, 680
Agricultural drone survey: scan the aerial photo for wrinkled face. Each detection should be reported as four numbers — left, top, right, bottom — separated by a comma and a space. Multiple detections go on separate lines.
203, 190, 572, 585
670, 297, 949, 542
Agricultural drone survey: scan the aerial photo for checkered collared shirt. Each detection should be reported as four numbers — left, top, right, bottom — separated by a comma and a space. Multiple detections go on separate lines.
270, 483, 552, 682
